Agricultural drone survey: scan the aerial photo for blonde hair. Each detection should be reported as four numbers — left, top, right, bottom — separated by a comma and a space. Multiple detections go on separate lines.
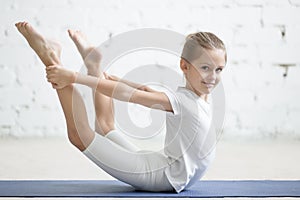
181, 32, 227, 63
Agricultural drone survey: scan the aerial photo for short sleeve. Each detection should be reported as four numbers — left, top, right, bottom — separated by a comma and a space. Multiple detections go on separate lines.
163, 90, 180, 116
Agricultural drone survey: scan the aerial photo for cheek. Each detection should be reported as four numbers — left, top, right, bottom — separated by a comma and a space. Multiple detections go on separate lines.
191, 68, 205, 80
215, 75, 221, 84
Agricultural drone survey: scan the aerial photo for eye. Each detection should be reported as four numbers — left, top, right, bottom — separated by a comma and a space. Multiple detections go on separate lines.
216, 67, 223, 73
201, 66, 209, 71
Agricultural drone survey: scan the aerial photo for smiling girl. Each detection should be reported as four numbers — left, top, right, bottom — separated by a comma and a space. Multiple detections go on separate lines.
16, 22, 226, 193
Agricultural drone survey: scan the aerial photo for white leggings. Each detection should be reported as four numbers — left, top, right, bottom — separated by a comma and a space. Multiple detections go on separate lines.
83, 129, 174, 192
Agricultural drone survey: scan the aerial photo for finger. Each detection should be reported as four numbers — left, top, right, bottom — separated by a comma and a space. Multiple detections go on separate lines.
47, 78, 53, 83
103, 72, 108, 79
46, 73, 54, 79
48, 77, 57, 83
51, 82, 58, 89
53, 84, 61, 90
46, 70, 55, 76
46, 65, 59, 71
46, 74, 52, 80
46, 74, 51, 81
46, 65, 56, 70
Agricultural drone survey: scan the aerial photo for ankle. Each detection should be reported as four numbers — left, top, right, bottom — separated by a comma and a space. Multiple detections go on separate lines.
37, 50, 61, 66
87, 70, 103, 78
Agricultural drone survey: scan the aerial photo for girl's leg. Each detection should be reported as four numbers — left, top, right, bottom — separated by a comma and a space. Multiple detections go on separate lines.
68, 30, 114, 135
15, 22, 94, 151
65, 32, 171, 190
16, 22, 174, 191
56, 86, 95, 151
83, 133, 173, 192
68, 30, 139, 152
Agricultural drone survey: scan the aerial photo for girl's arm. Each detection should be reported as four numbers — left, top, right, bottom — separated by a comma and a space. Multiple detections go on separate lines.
103, 72, 157, 93
46, 65, 173, 112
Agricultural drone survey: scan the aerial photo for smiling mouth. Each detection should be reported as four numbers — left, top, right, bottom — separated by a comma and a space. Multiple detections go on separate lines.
202, 81, 215, 88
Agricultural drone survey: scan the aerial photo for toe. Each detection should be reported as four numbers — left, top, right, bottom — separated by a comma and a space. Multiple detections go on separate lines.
15, 22, 23, 27
68, 29, 75, 37
24, 22, 30, 30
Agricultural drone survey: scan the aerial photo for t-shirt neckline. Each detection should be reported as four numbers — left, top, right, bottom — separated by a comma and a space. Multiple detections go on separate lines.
177, 86, 211, 105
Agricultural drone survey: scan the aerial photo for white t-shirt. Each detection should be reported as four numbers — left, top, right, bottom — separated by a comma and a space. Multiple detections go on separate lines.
163, 86, 216, 193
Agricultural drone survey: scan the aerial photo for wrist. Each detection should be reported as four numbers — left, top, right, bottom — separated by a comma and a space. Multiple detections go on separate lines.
72, 71, 78, 83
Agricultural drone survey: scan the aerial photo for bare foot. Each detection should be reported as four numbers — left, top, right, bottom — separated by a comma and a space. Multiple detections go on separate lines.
68, 29, 102, 77
15, 22, 61, 66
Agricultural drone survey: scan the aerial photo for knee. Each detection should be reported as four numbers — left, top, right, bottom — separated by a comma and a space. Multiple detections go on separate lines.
67, 128, 86, 151
96, 121, 115, 135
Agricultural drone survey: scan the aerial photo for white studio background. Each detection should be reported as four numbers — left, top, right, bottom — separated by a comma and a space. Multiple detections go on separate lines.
0, 0, 300, 144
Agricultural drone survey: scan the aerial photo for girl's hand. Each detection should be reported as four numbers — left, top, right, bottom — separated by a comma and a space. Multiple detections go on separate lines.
46, 65, 77, 89
103, 72, 120, 82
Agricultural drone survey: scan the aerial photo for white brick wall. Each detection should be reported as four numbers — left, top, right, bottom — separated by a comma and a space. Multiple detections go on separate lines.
0, 0, 299, 139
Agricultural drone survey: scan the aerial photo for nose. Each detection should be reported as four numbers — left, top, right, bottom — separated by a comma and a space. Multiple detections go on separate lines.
206, 71, 216, 82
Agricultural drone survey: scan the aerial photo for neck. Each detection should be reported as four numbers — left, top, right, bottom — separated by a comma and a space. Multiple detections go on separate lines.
185, 83, 207, 101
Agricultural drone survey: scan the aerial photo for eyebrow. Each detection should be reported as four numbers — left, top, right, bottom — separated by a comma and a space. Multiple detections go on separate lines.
197, 63, 225, 68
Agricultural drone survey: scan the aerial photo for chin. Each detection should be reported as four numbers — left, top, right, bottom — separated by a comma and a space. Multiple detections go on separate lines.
205, 87, 215, 94
196, 89, 210, 96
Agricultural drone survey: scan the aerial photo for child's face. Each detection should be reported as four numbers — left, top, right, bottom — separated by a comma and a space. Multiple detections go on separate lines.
181, 48, 226, 97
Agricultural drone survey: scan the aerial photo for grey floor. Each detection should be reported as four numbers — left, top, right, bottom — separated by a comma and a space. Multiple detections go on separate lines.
0, 136, 299, 200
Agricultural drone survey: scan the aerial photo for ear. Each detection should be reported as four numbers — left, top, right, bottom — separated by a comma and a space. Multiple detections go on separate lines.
180, 58, 190, 73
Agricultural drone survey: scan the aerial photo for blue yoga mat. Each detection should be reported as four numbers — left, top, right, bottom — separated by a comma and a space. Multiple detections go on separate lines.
0, 180, 299, 198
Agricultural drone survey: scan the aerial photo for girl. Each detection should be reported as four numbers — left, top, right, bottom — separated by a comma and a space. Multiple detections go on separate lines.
15, 22, 226, 193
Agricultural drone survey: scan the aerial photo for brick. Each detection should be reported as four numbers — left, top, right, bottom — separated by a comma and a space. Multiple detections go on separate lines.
235, 0, 265, 7
289, 0, 300, 6
205, 27, 235, 45
285, 65, 300, 86
286, 109, 300, 135
233, 26, 282, 45
15, 65, 47, 87
225, 89, 257, 117
0, 45, 36, 66
88, 7, 140, 32
12, 126, 43, 137
263, 7, 300, 26
4, 25, 33, 46
257, 106, 289, 134
0, 109, 16, 126
258, 44, 300, 64
41, 126, 66, 137
61, 46, 85, 69
68, 0, 119, 9
0, 0, 15, 10
0, 26, 6, 45
190, 0, 235, 7
0, 67, 16, 87
285, 25, 300, 44
0, 86, 33, 107
0, 126, 12, 136
264, 0, 292, 7
9, 125, 24, 137
0, 8, 37, 29
33, 87, 61, 108
13, 0, 69, 9
210, 7, 262, 27
36, 7, 88, 30
227, 45, 259, 65
18, 106, 64, 130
